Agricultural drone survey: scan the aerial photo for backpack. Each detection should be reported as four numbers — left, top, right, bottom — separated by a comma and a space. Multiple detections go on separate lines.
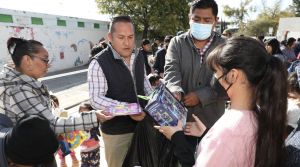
0, 114, 57, 167
0, 113, 14, 167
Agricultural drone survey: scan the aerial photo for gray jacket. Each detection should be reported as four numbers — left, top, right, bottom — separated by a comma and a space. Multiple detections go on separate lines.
164, 32, 226, 127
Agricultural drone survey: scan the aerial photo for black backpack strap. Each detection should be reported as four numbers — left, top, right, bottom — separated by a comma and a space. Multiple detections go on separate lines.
0, 113, 13, 167
0, 113, 13, 129
0, 130, 9, 167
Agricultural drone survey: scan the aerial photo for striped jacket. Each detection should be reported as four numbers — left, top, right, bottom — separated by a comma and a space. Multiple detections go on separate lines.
0, 65, 98, 134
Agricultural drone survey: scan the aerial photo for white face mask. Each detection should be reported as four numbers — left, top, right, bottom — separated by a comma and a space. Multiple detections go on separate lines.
190, 22, 213, 40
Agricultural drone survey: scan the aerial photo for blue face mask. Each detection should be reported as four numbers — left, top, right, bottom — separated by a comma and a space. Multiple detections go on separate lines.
190, 22, 213, 40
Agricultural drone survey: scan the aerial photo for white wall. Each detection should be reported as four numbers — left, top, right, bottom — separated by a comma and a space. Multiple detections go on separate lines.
277, 17, 300, 41
0, 8, 109, 72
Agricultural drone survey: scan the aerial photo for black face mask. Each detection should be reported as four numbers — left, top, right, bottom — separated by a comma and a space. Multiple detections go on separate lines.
210, 74, 228, 100
216, 73, 233, 92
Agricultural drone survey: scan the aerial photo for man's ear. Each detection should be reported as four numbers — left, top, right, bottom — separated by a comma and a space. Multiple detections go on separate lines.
213, 16, 219, 27
212, 17, 219, 31
107, 33, 113, 42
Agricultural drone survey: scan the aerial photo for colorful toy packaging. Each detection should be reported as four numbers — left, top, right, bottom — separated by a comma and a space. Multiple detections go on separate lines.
144, 84, 187, 127
106, 103, 142, 116
58, 130, 87, 156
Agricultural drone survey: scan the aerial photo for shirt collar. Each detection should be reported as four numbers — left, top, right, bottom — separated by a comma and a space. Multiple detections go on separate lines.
3, 64, 45, 89
108, 44, 122, 60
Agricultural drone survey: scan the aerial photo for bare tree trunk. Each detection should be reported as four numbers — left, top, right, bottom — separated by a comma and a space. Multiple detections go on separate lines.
142, 24, 149, 39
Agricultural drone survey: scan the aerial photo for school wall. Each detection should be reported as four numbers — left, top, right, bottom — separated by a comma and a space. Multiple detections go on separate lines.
0, 8, 109, 72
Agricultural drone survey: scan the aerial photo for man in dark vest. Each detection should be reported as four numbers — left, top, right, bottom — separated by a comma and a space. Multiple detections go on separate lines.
88, 15, 152, 167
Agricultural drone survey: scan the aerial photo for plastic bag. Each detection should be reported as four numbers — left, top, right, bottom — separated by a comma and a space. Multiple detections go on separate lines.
122, 116, 178, 167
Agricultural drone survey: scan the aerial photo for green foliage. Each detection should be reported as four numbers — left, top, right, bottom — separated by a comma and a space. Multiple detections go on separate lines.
240, 0, 295, 36
243, 19, 275, 36
293, 0, 300, 16
223, 0, 254, 28
95, 0, 191, 38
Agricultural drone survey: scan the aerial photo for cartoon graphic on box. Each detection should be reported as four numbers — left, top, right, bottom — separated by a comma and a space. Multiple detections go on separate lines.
144, 84, 187, 127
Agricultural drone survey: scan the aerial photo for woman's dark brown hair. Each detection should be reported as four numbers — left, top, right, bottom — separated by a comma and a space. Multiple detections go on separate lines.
207, 36, 287, 167
7, 37, 43, 67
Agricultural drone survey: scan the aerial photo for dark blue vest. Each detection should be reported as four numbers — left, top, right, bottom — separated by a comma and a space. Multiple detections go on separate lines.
95, 47, 146, 134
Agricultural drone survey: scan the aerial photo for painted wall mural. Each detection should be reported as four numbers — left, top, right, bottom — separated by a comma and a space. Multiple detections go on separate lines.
0, 8, 109, 72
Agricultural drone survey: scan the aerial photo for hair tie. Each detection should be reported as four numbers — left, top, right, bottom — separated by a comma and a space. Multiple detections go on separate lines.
10, 38, 27, 55
8, 43, 16, 55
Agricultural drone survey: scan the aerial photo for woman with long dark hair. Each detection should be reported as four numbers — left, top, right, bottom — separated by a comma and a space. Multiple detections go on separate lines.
265, 38, 286, 62
156, 37, 287, 167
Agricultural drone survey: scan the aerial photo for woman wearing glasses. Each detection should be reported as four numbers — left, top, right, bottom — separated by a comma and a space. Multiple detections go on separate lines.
0, 37, 112, 166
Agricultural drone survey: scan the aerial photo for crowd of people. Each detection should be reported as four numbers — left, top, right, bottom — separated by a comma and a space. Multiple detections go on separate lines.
1, 0, 300, 167
264, 34, 300, 65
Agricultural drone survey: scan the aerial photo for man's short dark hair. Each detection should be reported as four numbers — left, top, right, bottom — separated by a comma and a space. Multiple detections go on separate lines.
142, 39, 151, 46
190, 0, 218, 16
90, 44, 104, 57
287, 37, 296, 47
109, 15, 133, 33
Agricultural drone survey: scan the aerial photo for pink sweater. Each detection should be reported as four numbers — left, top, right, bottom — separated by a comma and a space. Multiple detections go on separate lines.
194, 109, 257, 167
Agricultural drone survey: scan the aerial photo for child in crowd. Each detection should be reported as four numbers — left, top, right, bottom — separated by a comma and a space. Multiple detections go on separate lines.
287, 71, 300, 135
50, 95, 79, 167
79, 102, 101, 167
